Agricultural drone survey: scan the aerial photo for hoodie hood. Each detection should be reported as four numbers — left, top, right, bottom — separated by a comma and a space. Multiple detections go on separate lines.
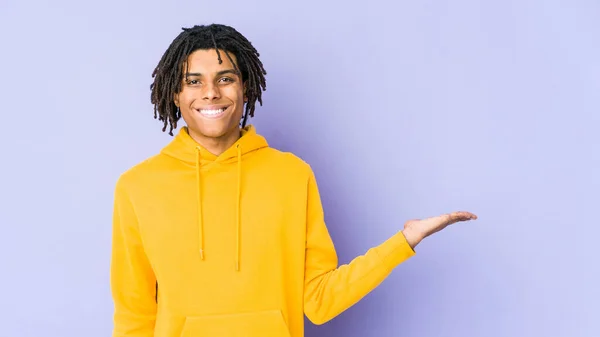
160, 124, 269, 271
160, 124, 269, 166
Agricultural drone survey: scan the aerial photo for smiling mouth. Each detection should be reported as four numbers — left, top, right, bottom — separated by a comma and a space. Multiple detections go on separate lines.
196, 107, 229, 118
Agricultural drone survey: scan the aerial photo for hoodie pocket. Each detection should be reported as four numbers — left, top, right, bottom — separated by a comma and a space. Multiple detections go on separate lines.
179, 309, 292, 337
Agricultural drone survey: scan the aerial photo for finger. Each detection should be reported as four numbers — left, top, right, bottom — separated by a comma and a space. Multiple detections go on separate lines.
431, 212, 477, 226
450, 211, 478, 221
440, 212, 477, 225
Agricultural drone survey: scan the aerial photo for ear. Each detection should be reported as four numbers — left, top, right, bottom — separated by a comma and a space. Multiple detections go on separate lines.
173, 93, 180, 107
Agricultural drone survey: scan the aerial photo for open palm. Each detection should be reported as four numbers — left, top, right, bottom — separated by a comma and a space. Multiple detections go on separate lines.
402, 211, 477, 248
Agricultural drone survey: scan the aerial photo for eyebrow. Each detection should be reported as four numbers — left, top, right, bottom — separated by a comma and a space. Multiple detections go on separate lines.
185, 69, 239, 77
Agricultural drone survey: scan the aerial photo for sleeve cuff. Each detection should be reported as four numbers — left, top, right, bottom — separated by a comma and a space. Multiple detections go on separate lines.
375, 230, 416, 273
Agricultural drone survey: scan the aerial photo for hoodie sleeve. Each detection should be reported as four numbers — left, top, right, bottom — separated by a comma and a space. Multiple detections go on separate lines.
303, 168, 416, 325
110, 178, 157, 336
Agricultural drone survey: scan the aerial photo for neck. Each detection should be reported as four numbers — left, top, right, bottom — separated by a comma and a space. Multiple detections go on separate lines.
188, 127, 242, 156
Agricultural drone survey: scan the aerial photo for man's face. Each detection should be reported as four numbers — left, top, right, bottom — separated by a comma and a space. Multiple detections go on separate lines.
174, 49, 246, 143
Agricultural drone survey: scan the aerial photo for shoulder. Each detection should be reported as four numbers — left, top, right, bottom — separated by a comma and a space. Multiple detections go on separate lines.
257, 147, 314, 175
114, 153, 166, 192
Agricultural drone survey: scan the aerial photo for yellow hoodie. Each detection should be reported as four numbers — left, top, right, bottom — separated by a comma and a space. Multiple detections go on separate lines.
110, 125, 415, 337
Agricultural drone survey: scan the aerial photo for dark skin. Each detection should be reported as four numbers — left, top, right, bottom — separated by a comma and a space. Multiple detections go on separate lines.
173, 49, 247, 155
402, 212, 478, 249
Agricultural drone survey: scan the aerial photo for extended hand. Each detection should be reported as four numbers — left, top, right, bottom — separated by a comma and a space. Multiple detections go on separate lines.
401, 211, 477, 249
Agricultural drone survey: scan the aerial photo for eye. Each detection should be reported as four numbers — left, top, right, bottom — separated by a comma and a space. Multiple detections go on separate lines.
186, 79, 200, 85
219, 77, 234, 83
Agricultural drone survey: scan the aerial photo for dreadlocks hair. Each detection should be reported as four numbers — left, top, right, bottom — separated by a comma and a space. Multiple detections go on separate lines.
150, 24, 267, 136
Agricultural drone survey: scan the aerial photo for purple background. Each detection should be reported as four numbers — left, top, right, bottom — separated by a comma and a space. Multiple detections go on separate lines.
1, 0, 598, 336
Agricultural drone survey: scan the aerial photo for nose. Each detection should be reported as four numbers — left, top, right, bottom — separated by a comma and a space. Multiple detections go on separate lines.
202, 82, 221, 101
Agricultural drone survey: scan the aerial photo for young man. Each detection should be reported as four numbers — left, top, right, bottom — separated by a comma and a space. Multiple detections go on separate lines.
110, 24, 477, 337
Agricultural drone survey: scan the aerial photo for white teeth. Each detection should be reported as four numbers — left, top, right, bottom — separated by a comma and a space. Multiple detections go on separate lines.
199, 108, 225, 115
